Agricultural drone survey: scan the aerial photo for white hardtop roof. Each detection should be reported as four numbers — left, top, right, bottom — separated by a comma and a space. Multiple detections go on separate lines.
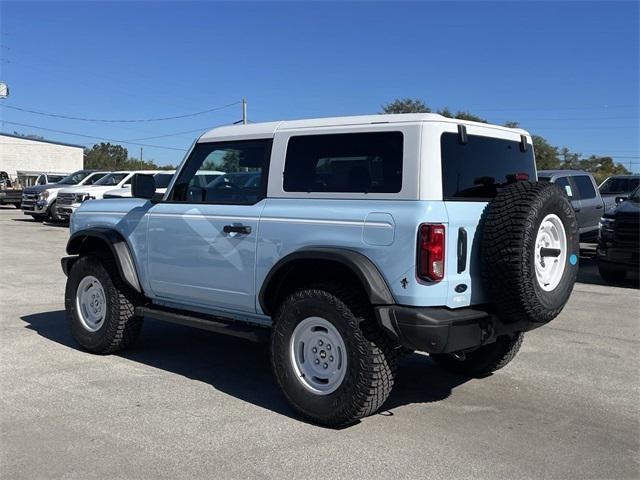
198, 113, 530, 143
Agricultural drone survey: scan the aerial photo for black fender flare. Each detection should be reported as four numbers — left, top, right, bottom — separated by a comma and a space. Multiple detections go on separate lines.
258, 247, 395, 316
63, 228, 142, 294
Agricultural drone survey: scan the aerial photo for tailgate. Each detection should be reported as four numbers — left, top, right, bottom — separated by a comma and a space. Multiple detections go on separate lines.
444, 201, 489, 308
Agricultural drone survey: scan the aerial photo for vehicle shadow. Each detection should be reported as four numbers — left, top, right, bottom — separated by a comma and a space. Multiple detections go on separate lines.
578, 246, 639, 289
20, 310, 469, 425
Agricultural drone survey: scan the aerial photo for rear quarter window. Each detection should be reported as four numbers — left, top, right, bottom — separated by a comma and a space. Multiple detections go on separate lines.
283, 132, 403, 193
441, 132, 535, 200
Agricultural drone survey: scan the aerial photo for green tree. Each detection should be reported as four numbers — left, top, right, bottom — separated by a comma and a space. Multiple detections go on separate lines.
84, 143, 129, 170
381, 98, 431, 113
83, 142, 173, 170
532, 135, 561, 170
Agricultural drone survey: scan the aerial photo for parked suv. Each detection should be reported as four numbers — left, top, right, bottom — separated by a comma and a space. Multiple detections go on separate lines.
538, 170, 604, 242
21, 170, 108, 222
61, 114, 579, 426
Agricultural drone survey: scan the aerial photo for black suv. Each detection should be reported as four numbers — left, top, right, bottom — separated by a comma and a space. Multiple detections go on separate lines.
597, 186, 640, 282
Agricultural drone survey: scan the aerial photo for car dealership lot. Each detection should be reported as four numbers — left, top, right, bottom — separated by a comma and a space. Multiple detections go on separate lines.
0, 207, 638, 479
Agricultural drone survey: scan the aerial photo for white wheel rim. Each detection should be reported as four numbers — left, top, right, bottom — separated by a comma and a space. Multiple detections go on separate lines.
289, 317, 347, 395
76, 275, 107, 332
534, 214, 567, 292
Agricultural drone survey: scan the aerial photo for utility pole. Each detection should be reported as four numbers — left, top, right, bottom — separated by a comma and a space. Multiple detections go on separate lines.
140, 147, 143, 162
242, 98, 247, 125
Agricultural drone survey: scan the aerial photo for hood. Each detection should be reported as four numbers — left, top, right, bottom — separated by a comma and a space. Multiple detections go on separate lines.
23, 184, 53, 194
612, 199, 640, 216
58, 184, 106, 194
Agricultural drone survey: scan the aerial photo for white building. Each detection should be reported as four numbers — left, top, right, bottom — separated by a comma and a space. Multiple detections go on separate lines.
0, 133, 84, 185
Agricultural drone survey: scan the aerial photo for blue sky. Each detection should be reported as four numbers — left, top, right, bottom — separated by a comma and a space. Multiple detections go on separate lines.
1, 1, 638, 170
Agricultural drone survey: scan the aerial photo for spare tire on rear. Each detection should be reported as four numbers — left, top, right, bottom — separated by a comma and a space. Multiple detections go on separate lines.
481, 181, 579, 325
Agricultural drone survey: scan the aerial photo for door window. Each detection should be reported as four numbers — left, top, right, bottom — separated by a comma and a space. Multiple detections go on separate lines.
573, 175, 596, 200
554, 176, 574, 198
170, 139, 272, 205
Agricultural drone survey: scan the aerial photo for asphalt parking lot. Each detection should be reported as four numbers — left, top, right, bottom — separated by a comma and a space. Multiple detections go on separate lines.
1, 206, 638, 480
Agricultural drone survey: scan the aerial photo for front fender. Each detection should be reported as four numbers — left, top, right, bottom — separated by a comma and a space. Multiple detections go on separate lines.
65, 228, 142, 294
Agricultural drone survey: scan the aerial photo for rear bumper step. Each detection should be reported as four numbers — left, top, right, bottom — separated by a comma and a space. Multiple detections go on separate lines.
135, 305, 269, 343
375, 305, 538, 354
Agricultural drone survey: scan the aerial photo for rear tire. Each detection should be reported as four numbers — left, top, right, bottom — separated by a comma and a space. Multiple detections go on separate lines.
430, 333, 524, 378
598, 262, 627, 282
271, 285, 398, 427
65, 254, 143, 354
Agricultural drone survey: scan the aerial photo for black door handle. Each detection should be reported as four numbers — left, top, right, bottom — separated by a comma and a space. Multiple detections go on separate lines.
596, 204, 603, 209
223, 225, 251, 234
574, 208, 581, 212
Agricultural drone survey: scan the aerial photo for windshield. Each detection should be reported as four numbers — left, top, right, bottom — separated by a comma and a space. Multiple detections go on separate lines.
153, 173, 174, 189
94, 173, 128, 186
599, 177, 640, 194
58, 171, 92, 185
48, 175, 65, 183
441, 133, 536, 200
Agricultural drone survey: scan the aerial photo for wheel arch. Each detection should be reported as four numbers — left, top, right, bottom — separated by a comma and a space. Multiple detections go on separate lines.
64, 228, 142, 294
259, 247, 395, 316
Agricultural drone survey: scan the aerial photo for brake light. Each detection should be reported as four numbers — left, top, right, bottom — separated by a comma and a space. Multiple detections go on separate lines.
417, 224, 445, 282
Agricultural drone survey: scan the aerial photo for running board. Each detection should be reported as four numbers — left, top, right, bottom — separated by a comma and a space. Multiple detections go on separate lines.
135, 306, 269, 343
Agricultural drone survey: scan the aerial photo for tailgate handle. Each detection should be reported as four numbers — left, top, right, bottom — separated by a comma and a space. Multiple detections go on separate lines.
457, 227, 468, 273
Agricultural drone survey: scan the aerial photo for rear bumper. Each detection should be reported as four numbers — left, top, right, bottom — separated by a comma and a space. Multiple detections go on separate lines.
375, 305, 537, 354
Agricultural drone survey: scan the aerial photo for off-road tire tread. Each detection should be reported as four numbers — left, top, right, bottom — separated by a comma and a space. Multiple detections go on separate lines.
431, 332, 524, 378
67, 254, 143, 354
481, 181, 577, 324
271, 283, 398, 426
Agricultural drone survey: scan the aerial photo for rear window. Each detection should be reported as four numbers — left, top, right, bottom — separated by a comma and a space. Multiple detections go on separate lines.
441, 133, 535, 200
283, 132, 403, 193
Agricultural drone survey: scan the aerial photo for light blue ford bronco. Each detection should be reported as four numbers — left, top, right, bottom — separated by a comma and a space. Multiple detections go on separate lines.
62, 114, 579, 426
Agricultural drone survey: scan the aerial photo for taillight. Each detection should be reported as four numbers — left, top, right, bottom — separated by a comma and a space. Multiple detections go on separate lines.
417, 224, 445, 282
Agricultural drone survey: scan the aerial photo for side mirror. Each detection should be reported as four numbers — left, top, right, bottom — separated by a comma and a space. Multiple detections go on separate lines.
131, 174, 156, 200
615, 196, 627, 205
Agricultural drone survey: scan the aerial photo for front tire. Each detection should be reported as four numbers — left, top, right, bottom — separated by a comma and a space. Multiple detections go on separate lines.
271, 286, 398, 427
430, 333, 524, 378
65, 254, 143, 354
49, 200, 62, 222
598, 262, 627, 282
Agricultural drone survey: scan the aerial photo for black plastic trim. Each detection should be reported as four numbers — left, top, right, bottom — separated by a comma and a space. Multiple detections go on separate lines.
375, 305, 540, 354
457, 227, 467, 273
136, 305, 268, 342
259, 247, 395, 315
457, 124, 468, 145
66, 228, 142, 293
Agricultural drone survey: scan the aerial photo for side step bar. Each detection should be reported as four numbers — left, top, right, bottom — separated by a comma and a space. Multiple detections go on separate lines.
135, 306, 269, 343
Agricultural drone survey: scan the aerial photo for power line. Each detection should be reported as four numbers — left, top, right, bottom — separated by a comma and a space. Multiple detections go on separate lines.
1, 121, 188, 151
471, 104, 639, 112
0, 101, 241, 123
